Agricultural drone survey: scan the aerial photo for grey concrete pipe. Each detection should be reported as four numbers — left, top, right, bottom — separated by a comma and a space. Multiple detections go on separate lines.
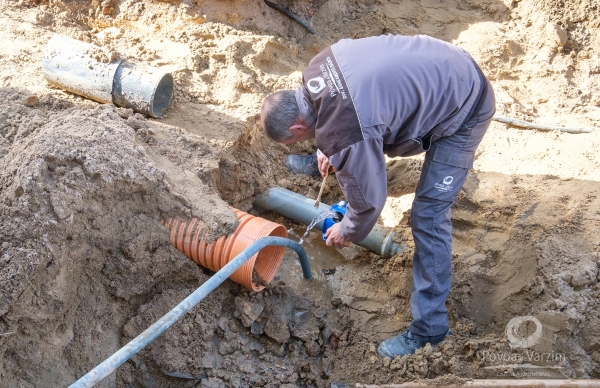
254, 187, 408, 259
42, 34, 173, 118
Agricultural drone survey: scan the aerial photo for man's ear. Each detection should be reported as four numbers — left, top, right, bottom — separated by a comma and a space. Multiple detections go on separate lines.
289, 123, 308, 134
289, 115, 309, 133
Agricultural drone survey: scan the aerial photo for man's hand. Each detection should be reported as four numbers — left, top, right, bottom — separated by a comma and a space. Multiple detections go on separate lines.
324, 223, 352, 248
316, 149, 334, 177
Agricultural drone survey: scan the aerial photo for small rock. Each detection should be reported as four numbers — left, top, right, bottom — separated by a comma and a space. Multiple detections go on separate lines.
382, 357, 391, 368
181, 323, 190, 335
23, 95, 39, 107
251, 321, 264, 335
223, 326, 236, 341
267, 341, 285, 356
305, 341, 321, 357
248, 341, 264, 352
423, 343, 433, 357
331, 298, 342, 308
551, 298, 567, 310
390, 356, 408, 372
217, 316, 228, 331
313, 306, 327, 319
235, 296, 264, 327
569, 259, 598, 288
291, 315, 320, 342
264, 314, 290, 344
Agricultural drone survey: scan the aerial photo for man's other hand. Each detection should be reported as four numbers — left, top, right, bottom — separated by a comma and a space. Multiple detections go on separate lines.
316, 149, 334, 177
324, 223, 352, 248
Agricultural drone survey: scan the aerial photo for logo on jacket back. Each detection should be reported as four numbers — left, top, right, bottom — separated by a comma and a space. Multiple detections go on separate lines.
305, 55, 348, 100
307, 77, 326, 94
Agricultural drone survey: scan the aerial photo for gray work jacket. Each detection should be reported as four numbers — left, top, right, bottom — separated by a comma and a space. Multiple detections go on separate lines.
295, 34, 483, 242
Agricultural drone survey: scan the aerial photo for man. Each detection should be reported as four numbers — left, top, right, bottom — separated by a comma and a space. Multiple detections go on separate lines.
260, 34, 495, 358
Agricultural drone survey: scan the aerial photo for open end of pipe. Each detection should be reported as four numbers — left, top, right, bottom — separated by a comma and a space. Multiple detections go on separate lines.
165, 212, 291, 292
251, 224, 287, 291
150, 73, 174, 118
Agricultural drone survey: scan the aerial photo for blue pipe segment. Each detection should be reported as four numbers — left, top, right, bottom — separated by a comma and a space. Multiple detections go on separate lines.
69, 236, 310, 388
42, 34, 173, 118
254, 187, 408, 259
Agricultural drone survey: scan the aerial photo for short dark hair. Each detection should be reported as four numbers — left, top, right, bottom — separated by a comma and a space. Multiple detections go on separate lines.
261, 90, 298, 142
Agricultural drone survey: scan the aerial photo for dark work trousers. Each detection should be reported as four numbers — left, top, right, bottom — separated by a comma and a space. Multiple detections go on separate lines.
408, 77, 496, 337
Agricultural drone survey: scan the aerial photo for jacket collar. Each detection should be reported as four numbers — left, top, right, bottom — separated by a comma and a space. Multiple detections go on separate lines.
295, 87, 317, 133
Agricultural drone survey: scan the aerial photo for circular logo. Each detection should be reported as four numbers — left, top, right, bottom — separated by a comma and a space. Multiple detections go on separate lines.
443, 176, 454, 185
307, 77, 326, 94
506, 316, 543, 348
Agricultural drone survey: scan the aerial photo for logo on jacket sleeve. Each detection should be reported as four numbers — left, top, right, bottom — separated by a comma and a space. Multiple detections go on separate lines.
307, 77, 326, 94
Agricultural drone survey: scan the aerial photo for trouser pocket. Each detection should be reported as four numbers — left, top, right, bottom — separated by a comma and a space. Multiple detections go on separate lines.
415, 144, 474, 202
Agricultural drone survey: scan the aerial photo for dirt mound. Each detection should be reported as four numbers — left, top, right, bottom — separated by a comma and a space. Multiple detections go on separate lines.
0, 91, 210, 385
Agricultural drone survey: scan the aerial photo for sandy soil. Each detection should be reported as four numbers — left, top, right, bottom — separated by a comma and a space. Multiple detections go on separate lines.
0, 0, 598, 387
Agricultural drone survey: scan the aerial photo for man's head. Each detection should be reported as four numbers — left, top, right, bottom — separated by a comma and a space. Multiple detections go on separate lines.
261, 90, 313, 144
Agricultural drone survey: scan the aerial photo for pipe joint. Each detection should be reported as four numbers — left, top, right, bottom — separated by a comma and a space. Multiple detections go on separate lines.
254, 187, 408, 259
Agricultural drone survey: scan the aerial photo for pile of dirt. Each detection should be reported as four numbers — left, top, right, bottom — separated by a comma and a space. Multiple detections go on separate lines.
0, 90, 207, 385
0, 0, 599, 387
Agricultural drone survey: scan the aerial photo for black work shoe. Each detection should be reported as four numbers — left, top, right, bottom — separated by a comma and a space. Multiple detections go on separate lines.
377, 329, 450, 358
285, 153, 320, 176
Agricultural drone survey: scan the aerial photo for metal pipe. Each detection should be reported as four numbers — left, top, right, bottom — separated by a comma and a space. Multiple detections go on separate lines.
254, 187, 408, 259
356, 379, 600, 387
492, 115, 594, 134
69, 236, 310, 388
42, 34, 173, 118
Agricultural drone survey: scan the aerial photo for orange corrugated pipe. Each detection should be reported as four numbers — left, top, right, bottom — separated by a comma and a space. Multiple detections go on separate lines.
162, 208, 288, 291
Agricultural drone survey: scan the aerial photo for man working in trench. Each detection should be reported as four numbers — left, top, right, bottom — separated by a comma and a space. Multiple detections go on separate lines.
260, 34, 495, 358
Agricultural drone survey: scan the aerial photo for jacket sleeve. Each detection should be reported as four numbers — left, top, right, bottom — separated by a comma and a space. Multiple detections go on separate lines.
329, 137, 387, 242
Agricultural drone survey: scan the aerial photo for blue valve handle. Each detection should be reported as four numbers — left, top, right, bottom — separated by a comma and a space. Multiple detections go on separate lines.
321, 201, 347, 241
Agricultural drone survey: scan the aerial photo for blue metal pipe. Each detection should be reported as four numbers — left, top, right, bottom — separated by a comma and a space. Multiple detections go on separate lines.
69, 237, 310, 388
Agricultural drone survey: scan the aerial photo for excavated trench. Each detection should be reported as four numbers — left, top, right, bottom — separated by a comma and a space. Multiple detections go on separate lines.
1, 0, 599, 387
